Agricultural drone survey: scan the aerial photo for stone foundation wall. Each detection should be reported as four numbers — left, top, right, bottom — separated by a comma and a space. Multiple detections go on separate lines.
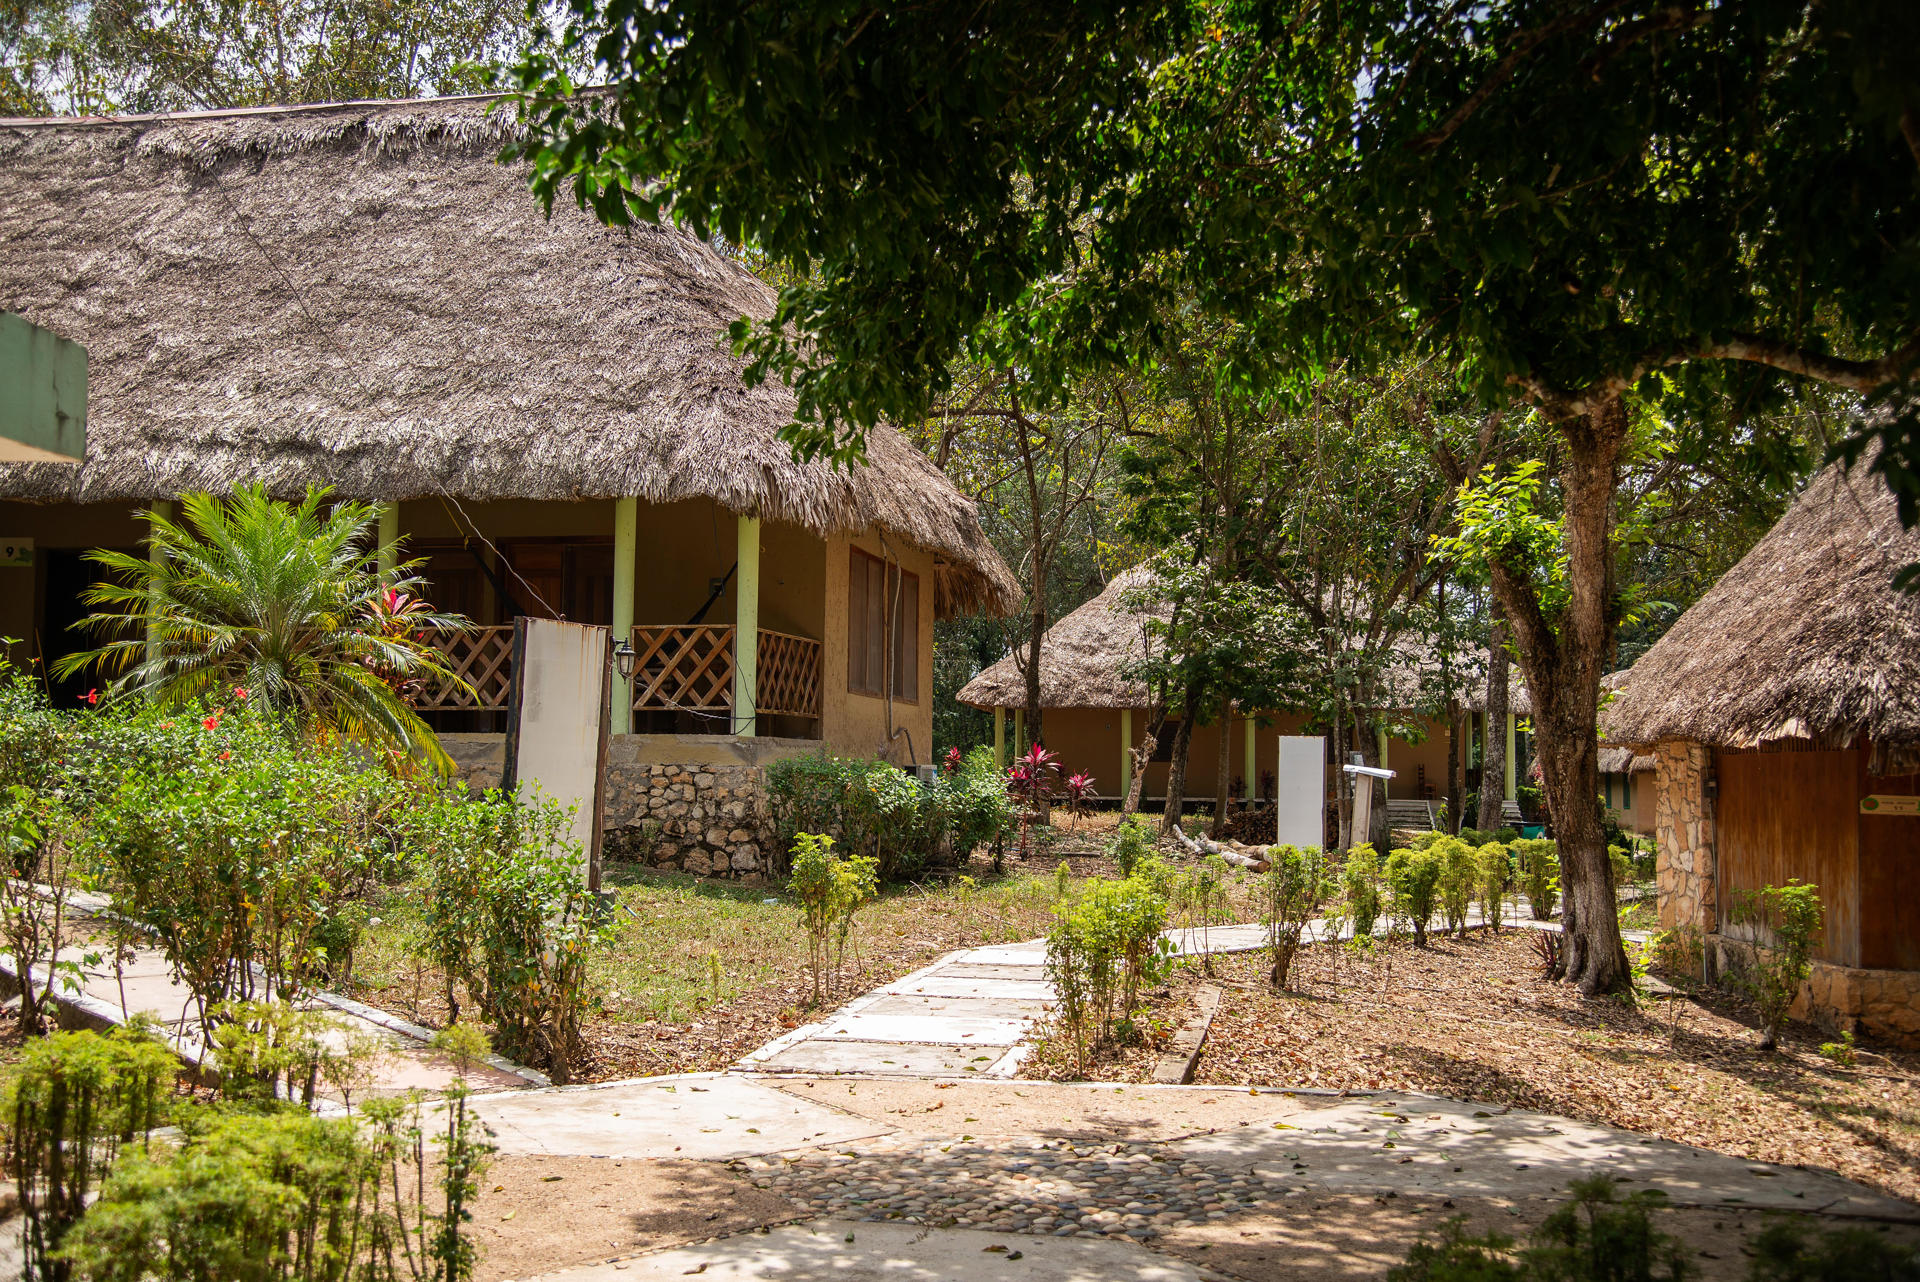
438, 733, 819, 885
1653, 740, 1716, 937
1710, 936, 1920, 1048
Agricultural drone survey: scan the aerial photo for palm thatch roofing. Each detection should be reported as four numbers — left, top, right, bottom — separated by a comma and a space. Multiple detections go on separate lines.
955, 565, 1481, 715
1604, 455, 1920, 772
0, 96, 1016, 616
957, 567, 1166, 710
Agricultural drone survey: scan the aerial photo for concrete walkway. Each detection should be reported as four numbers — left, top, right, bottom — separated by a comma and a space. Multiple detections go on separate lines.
469, 1075, 1917, 1282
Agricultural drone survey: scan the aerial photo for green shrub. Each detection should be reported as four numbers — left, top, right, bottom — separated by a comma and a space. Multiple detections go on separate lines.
1433, 836, 1478, 936
1817, 1030, 1858, 1069
1609, 844, 1634, 889
1173, 854, 1230, 968
1110, 814, 1156, 878
1458, 826, 1519, 848
788, 832, 879, 1005
75, 704, 411, 1033
1511, 838, 1559, 920
766, 751, 1011, 883
5, 1028, 177, 1282
1476, 842, 1512, 932
1340, 843, 1383, 938
1731, 880, 1824, 1051
1391, 1175, 1690, 1282
1385, 845, 1442, 945
1043, 873, 1170, 1069
1263, 845, 1327, 987
1747, 1214, 1920, 1281
403, 789, 612, 1081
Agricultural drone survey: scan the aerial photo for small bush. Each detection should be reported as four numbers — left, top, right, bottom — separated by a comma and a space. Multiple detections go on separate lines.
1340, 843, 1383, 938
1731, 880, 1823, 1051
1263, 845, 1327, 987
1511, 838, 1559, 920
403, 789, 612, 1081
1433, 836, 1478, 936
1747, 1214, 1920, 1281
76, 702, 411, 1030
766, 750, 1011, 883
1476, 842, 1512, 932
1649, 925, 1703, 982
1609, 844, 1634, 889
1385, 845, 1442, 945
1110, 814, 1156, 878
5, 1028, 177, 1282
1044, 873, 1170, 1069
1391, 1174, 1690, 1282
788, 832, 879, 1006
1817, 1030, 1858, 1069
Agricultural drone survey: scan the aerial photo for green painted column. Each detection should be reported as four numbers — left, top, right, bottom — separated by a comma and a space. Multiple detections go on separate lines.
611, 497, 637, 735
733, 515, 760, 736
376, 502, 398, 577
1120, 707, 1133, 799
1244, 716, 1256, 800
146, 499, 171, 670
993, 707, 1006, 772
1504, 713, 1518, 801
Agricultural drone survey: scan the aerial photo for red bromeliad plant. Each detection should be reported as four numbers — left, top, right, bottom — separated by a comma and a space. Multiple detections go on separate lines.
943, 746, 963, 774
1006, 744, 1061, 811
1062, 771, 1097, 830
1005, 744, 1062, 857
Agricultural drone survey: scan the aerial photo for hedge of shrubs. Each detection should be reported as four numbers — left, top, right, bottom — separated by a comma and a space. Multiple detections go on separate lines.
765, 746, 1014, 883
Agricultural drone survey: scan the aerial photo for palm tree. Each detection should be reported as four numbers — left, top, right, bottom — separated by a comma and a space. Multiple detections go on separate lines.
54, 484, 469, 771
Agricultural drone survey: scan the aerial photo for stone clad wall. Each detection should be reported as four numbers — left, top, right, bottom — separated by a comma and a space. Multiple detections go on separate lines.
1653, 740, 1716, 937
440, 733, 817, 886
1712, 936, 1920, 1047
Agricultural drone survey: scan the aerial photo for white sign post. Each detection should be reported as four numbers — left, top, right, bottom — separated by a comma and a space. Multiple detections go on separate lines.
502, 617, 613, 892
1341, 760, 1396, 852
1274, 736, 1328, 851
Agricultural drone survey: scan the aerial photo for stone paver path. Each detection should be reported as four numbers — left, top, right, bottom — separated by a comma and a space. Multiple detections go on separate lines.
734, 904, 1619, 1082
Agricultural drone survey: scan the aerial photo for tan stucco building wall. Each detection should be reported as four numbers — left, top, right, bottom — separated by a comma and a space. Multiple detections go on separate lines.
821, 531, 935, 766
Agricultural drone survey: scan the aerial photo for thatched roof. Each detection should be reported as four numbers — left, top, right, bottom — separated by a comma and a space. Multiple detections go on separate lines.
955, 565, 1482, 714
0, 96, 1016, 616
957, 567, 1165, 709
1604, 454, 1920, 770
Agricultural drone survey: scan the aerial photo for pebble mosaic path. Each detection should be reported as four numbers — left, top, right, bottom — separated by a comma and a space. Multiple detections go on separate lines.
733, 1137, 1269, 1242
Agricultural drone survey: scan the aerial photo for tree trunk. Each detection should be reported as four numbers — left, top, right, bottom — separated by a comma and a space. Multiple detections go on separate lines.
1359, 721, 1389, 851
1122, 715, 1161, 817
1478, 601, 1510, 833
1161, 686, 1200, 837
1446, 702, 1465, 835
1210, 696, 1233, 838
1490, 392, 1630, 996
1022, 602, 1046, 752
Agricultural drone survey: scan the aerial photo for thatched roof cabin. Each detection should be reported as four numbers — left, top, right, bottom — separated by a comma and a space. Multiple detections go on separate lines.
0, 96, 1016, 616
956, 567, 1165, 709
1605, 457, 1920, 774
1606, 455, 1920, 1041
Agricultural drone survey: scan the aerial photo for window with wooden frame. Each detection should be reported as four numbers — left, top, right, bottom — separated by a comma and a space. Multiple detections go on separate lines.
847, 548, 919, 701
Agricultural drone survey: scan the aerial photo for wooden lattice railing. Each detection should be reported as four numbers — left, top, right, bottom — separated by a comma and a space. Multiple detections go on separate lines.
418, 626, 514, 711
630, 624, 736, 712
756, 629, 823, 717
417, 622, 822, 724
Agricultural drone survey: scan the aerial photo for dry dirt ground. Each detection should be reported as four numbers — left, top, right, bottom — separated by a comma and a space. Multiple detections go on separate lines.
1027, 931, 1920, 1205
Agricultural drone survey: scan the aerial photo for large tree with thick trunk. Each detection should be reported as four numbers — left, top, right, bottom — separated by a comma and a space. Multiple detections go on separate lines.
511, 0, 1920, 994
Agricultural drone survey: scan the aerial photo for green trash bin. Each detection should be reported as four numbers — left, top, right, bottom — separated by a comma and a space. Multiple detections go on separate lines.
1521, 824, 1545, 839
